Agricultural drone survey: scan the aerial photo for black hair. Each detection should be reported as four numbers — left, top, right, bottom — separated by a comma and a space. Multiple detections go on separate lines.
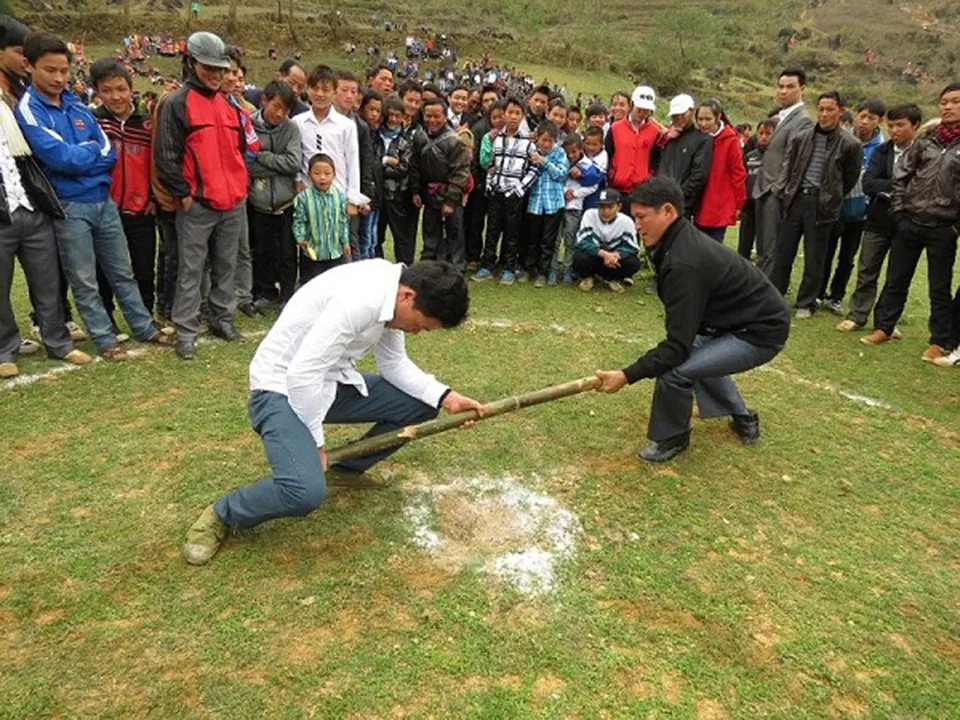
367, 62, 392, 79
360, 89, 383, 110
279, 58, 303, 75
585, 103, 606, 118
548, 97, 567, 110
400, 261, 469, 328
226, 46, 244, 73
818, 90, 844, 107
562, 132, 582, 146
23, 32, 71, 65
449, 84, 469, 96
855, 98, 886, 118
336, 69, 358, 85
780, 66, 807, 86
422, 82, 442, 97
696, 98, 731, 127
307, 64, 336, 88
767, 106, 781, 118
886, 103, 922, 126
480, 84, 500, 99
262, 79, 295, 109
398, 80, 422, 98
568, 105, 582, 116
489, 99, 507, 114
610, 91, 630, 104
531, 84, 551, 99
583, 126, 605, 141
421, 96, 447, 112
0, 16, 30, 50
308, 153, 336, 172
629, 176, 685, 216
758, 118, 777, 132
537, 120, 560, 140
90, 57, 132, 90
382, 96, 404, 117
939, 81, 960, 99
504, 96, 524, 112
839, 110, 853, 123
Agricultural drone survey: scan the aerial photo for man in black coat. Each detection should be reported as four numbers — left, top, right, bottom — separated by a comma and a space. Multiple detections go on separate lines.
594, 177, 791, 463
652, 93, 712, 220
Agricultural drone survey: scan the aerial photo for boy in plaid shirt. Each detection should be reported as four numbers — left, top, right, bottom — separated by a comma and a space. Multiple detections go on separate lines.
522, 121, 569, 287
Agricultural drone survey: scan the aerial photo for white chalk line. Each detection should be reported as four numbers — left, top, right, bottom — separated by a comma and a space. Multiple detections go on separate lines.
1, 329, 267, 393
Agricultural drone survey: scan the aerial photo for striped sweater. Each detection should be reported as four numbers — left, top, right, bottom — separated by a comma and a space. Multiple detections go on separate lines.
575, 208, 639, 256
293, 185, 349, 261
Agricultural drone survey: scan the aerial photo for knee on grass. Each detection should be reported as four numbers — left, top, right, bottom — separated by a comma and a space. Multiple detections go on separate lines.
282, 476, 326, 516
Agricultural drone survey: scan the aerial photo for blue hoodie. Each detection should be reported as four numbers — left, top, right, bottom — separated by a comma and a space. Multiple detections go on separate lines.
841, 128, 883, 221
16, 87, 116, 203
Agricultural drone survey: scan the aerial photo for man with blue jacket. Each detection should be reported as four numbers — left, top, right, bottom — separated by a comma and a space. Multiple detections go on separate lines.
16, 33, 170, 358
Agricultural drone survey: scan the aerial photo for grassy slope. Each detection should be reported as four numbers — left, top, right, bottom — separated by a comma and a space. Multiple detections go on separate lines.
1, 229, 958, 718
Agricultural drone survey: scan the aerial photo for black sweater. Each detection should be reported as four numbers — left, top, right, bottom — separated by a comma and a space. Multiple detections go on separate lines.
622, 218, 791, 383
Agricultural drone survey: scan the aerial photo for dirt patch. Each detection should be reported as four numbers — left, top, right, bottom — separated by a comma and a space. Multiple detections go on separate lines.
826, 692, 868, 719
33, 608, 65, 626
887, 633, 916, 658
661, 672, 683, 705
279, 611, 361, 665
599, 597, 703, 632
696, 699, 729, 719
13, 425, 91, 460
934, 640, 960, 666
532, 672, 566, 701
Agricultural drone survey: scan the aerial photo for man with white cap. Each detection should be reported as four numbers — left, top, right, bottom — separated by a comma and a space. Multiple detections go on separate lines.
155, 31, 252, 360
653, 93, 712, 220
605, 85, 661, 210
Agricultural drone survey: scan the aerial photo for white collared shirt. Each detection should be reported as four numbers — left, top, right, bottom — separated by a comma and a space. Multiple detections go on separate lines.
0, 131, 33, 215
777, 100, 805, 124
248, 259, 448, 447
293, 106, 361, 204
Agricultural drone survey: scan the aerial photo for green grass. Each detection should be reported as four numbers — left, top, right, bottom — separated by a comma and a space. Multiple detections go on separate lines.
2, 227, 959, 718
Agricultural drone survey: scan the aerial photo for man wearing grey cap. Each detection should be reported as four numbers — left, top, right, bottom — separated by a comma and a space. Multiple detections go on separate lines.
155, 31, 252, 360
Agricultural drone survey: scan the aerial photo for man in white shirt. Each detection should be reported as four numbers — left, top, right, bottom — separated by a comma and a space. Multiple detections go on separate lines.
183, 260, 483, 565
293, 64, 362, 212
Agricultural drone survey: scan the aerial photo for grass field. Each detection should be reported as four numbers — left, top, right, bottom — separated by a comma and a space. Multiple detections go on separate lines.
2, 227, 959, 718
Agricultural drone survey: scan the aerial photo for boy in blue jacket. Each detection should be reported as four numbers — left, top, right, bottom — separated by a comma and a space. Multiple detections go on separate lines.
16, 33, 169, 358
523, 120, 568, 287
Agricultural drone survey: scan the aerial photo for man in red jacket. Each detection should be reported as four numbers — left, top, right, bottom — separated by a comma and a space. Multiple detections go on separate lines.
155, 31, 249, 360
92, 58, 157, 324
604, 85, 661, 213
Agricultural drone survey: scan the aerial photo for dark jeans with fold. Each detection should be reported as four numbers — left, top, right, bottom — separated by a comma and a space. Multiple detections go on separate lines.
214, 379, 438, 529
482, 193, 524, 271
156, 210, 178, 320
298, 255, 343, 286
249, 207, 296, 304
379, 195, 416, 265
648, 333, 782, 442
738, 200, 757, 259
524, 211, 563, 277
846, 228, 893, 327
872, 218, 958, 348
464, 187, 487, 263
696, 226, 727, 243
97, 212, 157, 320
772, 191, 832, 310
421, 204, 465, 270
820, 218, 864, 302
572, 251, 642, 281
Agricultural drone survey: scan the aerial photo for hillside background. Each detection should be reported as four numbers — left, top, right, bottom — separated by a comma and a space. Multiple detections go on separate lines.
9, 0, 960, 122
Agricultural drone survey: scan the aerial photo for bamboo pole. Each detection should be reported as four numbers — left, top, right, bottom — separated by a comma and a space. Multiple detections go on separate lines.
326, 376, 602, 464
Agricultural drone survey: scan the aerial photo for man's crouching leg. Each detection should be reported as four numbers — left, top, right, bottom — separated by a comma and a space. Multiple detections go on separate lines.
183, 390, 326, 565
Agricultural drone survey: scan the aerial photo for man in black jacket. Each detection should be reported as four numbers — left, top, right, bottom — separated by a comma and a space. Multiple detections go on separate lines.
837, 104, 921, 332
772, 91, 863, 317
653, 94, 712, 219
594, 177, 791, 463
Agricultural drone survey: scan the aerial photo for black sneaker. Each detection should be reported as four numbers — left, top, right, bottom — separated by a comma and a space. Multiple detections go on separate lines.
176, 339, 196, 360
209, 323, 240, 341
237, 301, 263, 318
637, 432, 690, 463
730, 412, 760, 445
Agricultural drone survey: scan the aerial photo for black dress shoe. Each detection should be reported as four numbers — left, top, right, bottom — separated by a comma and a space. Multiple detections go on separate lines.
730, 411, 760, 445
209, 323, 240, 341
638, 432, 690, 463
238, 301, 262, 318
176, 339, 196, 360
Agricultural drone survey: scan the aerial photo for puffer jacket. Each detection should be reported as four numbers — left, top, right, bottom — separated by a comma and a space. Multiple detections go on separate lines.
408, 125, 471, 208
892, 121, 960, 226
246, 110, 301, 213
382, 124, 421, 201
0, 154, 64, 224
779, 125, 863, 225
653, 124, 713, 218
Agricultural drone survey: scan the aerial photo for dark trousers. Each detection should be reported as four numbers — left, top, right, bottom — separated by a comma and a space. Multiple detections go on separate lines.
820, 219, 864, 302
482, 193, 524, 271
649, 333, 782, 442
379, 195, 416, 265
97, 213, 157, 320
155, 210, 178, 320
754, 193, 781, 277
298, 254, 343, 286
421, 204, 465, 270
697, 225, 727, 243
0, 208, 73, 362
28, 260, 71, 326
951, 285, 960, 350
524, 211, 563, 277
464, 188, 487, 263
214, 381, 438, 529
847, 228, 893, 326
772, 192, 832, 310
249, 206, 296, 303
738, 201, 757, 259
873, 218, 958, 348
572, 251, 643, 281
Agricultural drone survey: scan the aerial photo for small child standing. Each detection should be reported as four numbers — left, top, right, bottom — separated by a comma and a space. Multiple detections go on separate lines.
738, 118, 775, 259
523, 121, 569, 287
554, 133, 606, 285
293, 154, 352, 285
580, 126, 609, 211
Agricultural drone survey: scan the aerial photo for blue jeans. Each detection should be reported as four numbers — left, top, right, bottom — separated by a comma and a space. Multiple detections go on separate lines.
54, 199, 156, 350
649, 333, 782, 441
358, 210, 380, 260
215, 375, 438, 529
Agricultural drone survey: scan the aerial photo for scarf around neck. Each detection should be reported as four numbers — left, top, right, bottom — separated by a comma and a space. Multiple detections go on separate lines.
0, 88, 31, 157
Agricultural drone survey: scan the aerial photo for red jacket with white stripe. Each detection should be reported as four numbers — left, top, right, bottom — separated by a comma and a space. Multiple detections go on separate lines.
95, 106, 153, 215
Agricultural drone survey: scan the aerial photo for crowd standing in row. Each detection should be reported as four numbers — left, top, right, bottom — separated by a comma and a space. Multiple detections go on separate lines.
0, 19, 958, 380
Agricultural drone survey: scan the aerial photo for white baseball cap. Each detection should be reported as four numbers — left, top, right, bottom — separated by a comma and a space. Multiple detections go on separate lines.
668, 93, 696, 116
631, 85, 657, 111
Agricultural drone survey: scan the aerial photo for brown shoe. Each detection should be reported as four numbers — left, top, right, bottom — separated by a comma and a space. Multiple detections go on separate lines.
921, 345, 946, 363
100, 346, 129, 360
0, 361, 18, 378
62, 349, 92, 366
860, 329, 890, 345
147, 330, 176, 347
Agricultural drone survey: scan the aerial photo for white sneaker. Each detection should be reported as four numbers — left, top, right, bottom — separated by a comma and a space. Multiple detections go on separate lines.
116, 333, 130, 344
835, 319, 863, 332
66, 321, 87, 342
19, 338, 41, 355
795, 308, 813, 320
933, 346, 960, 368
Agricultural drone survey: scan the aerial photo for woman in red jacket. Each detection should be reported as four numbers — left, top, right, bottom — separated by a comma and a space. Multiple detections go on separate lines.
694, 99, 746, 242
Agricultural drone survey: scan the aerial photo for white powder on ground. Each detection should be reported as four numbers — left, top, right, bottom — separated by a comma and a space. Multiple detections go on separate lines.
403, 474, 581, 597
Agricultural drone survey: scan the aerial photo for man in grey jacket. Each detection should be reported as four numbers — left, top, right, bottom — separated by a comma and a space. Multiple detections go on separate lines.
752, 68, 814, 277
247, 81, 302, 310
